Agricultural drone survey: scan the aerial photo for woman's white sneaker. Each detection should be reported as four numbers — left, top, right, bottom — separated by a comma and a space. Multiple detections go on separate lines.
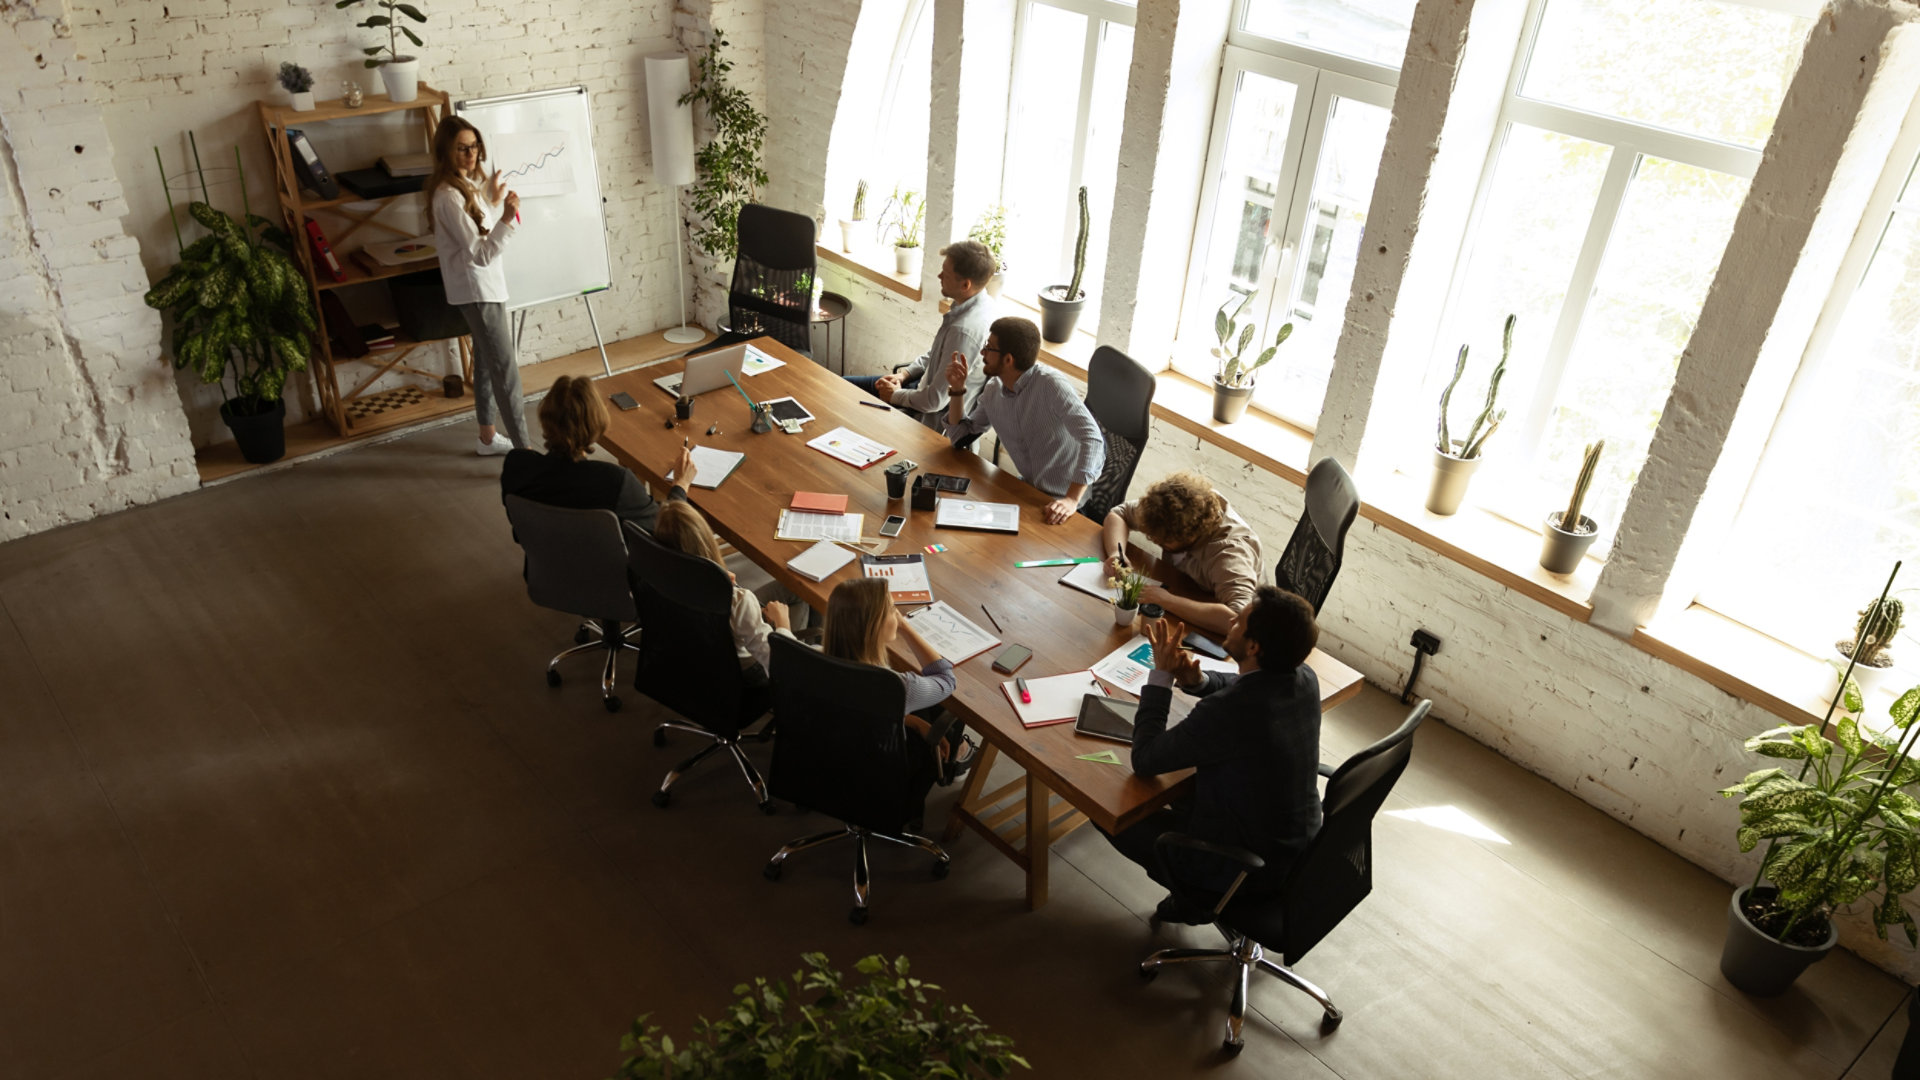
476, 434, 515, 456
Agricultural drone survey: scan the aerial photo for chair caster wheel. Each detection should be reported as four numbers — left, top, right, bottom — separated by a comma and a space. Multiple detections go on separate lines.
1321, 1008, 1343, 1031
546, 670, 562, 687
763, 862, 782, 881
758, 800, 777, 815
652, 729, 667, 747
848, 906, 869, 926
574, 627, 592, 645
1137, 965, 1157, 981
603, 696, 621, 713
931, 861, 950, 880
651, 790, 671, 808
1221, 1039, 1244, 1056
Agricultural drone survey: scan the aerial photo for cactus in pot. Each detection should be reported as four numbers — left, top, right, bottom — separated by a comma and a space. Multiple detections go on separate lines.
1540, 438, 1604, 573
1427, 313, 1515, 515
1039, 186, 1092, 342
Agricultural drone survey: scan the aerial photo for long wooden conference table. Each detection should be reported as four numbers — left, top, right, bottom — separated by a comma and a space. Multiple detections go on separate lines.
598, 337, 1363, 909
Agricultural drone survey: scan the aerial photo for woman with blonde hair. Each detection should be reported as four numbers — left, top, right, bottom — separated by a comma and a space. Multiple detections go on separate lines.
649, 501, 794, 675
821, 578, 977, 783
1099, 470, 1265, 634
426, 115, 527, 455
499, 374, 692, 533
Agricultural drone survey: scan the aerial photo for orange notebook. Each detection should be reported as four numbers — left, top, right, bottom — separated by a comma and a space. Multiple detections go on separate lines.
791, 492, 848, 514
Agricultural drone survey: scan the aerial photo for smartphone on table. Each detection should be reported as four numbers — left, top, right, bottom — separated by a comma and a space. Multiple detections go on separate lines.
1182, 632, 1229, 660
879, 515, 906, 538
992, 644, 1033, 674
610, 391, 640, 411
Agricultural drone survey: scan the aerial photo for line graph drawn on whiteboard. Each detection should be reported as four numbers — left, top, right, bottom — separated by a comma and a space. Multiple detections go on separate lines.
491, 130, 576, 198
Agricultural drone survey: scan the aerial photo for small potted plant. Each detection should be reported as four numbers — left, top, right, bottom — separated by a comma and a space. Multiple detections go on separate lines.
968, 203, 1008, 297
1110, 566, 1149, 627
338, 0, 427, 103
1838, 596, 1903, 696
1719, 567, 1920, 996
1038, 185, 1091, 343
1210, 287, 1291, 424
878, 187, 925, 277
613, 953, 1028, 1078
277, 62, 316, 111
838, 180, 867, 252
1540, 439, 1604, 574
1427, 314, 1513, 516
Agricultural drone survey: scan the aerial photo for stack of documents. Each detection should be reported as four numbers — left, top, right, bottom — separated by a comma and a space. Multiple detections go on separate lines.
807, 427, 895, 469
776, 509, 863, 542
786, 540, 857, 582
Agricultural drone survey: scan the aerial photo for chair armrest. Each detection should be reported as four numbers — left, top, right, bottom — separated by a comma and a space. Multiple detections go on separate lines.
1153, 832, 1264, 919
1317, 762, 1335, 778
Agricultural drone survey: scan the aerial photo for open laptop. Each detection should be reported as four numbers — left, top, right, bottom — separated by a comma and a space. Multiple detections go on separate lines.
653, 342, 748, 398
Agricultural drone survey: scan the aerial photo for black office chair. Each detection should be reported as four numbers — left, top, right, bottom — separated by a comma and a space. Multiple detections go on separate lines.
761, 634, 950, 924
502, 495, 640, 712
1275, 457, 1360, 614
1081, 344, 1155, 521
1139, 699, 1429, 1051
728, 203, 816, 358
625, 523, 775, 812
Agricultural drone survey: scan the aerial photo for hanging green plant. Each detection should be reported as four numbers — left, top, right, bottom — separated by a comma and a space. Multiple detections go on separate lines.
678, 29, 769, 261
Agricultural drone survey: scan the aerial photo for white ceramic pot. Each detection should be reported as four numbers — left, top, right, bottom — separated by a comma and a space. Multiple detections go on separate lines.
838, 219, 855, 253
289, 90, 316, 112
1837, 645, 1894, 698
984, 270, 1005, 298
380, 58, 420, 102
1426, 449, 1482, 516
895, 244, 922, 277
1113, 604, 1137, 628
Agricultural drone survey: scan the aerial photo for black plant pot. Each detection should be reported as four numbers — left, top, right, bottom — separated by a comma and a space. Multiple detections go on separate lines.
1212, 379, 1254, 423
1720, 885, 1837, 996
220, 396, 287, 464
1037, 286, 1086, 343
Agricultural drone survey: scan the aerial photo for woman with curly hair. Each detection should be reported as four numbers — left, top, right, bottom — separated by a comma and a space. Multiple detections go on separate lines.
1098, 471, 1264, 634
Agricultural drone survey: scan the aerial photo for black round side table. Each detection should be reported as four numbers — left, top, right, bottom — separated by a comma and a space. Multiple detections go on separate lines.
811, 291, 852, 374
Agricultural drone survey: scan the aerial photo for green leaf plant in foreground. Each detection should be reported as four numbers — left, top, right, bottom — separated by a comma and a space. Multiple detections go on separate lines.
611, 953, 1030, 1079
1721, 562, 1920, 946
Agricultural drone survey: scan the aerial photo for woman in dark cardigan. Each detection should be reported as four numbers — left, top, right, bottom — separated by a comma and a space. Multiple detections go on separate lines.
500, 374, 692, 528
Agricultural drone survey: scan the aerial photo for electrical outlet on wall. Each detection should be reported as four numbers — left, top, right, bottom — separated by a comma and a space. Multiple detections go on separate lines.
1411, 629, 1441, 655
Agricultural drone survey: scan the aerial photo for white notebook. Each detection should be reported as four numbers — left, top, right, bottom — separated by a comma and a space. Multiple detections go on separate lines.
935, 498, 1020, 533
1059, 559, 1158, 601
786, 540, 857, 582
904, 601, 1000, 664
666, 446, 746, 489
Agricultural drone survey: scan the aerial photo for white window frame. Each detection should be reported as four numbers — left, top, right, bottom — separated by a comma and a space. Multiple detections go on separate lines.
1000, 0, 1137, 284
1171, 33, 1397, 430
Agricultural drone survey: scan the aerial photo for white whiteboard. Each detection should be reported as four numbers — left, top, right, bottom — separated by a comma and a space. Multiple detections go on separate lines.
454, 86, 611, 311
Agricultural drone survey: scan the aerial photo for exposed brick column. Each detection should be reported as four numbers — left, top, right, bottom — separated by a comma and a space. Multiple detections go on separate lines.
1591, 0, 1920, 635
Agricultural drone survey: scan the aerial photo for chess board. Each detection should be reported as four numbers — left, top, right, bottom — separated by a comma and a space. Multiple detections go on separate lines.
345, 385, 429, 422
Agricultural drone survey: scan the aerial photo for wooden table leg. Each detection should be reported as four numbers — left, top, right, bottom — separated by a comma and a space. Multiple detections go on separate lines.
942, 743, 998, 843
1026, 774, 1051, 909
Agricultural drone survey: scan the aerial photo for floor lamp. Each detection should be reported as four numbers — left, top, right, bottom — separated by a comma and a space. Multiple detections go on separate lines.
646, 52, 704, 345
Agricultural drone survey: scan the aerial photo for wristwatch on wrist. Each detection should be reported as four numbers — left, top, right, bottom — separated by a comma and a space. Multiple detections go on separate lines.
948, 389, 964, 396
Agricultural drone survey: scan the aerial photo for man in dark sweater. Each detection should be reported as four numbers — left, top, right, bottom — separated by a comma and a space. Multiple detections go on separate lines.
1104, 585, 1323, 919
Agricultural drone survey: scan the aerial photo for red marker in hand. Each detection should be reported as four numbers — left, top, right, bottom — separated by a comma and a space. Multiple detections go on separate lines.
1016, 676, 1031, 704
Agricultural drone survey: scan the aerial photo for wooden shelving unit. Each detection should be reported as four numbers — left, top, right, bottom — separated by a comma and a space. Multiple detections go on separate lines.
258, 84, 472, 437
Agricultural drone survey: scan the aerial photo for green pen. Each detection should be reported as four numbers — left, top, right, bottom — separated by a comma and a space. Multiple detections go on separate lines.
1013, 557, 1102, 568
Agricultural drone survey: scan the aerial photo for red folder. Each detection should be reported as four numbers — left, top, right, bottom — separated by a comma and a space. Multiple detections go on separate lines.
305, 220, 345, 282
791, 491, 849, 514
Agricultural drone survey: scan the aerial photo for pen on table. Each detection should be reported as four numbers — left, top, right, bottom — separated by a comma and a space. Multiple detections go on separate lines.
980, 604, 1003, 634
1016, 676, 1031, 704
858, 399, 891, 410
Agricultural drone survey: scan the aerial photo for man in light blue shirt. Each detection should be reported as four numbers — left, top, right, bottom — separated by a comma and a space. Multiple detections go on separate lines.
846, 241, 997, 432
943, 316, 1106, 525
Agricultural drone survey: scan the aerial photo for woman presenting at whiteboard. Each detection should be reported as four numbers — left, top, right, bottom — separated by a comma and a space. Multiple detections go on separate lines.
426, 117, 527, 455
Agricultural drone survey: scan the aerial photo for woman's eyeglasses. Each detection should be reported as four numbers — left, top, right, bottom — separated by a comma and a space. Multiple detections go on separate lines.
454, 143, 479, 156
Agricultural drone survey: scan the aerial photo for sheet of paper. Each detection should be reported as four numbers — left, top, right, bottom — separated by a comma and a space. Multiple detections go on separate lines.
1002, 670, 1105, 727
775, 509, 864, 542
934, 499, 1020, 532
904, 601, 1000, 664
862, 554, 933, 605
808, 427, 894, 468
1060, 559, 1158, 602
742, 345, 785, 375
666, 446, 745, 489
1091, 635, 1155, 693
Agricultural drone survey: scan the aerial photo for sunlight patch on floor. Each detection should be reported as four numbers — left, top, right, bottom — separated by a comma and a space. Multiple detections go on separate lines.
1384, 805, 1510, 845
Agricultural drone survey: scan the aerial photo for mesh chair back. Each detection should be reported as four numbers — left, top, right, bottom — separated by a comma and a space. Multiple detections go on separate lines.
728, 204, 817, 356
1081, 345, 1155, 521
1275, 457, 1360, 613
503, 495, 637, 623
766, 635, 920, 831
1270, 700, 1427, 964
625, 524, 764, 736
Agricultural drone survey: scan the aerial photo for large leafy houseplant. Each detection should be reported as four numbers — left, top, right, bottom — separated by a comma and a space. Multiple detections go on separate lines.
1719, 564, 1920, 992
337, 0, 427, 68
678, 29, 769, 261
612, 953, 1028, 1079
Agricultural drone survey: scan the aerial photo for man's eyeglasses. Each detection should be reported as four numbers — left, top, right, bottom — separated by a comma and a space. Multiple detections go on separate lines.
980, 346, 1003, 357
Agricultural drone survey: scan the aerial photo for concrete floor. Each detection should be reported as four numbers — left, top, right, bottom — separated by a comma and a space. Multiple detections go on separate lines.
0, 418, 1910, 1078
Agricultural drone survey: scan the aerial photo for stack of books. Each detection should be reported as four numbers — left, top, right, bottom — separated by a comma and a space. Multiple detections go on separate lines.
357, 324, 398, 351
379, 153, 432, 178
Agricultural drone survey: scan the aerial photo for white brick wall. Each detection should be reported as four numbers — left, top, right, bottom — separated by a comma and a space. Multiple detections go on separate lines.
1, 0, 197, 543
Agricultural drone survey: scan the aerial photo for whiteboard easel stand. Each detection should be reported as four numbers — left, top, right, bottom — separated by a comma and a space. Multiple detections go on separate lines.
662, 190, 704, 345
513, 295, 613, 378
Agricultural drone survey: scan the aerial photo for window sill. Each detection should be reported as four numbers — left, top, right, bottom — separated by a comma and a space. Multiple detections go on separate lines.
1637, 605, 1891, 733
816, 240, 922, 302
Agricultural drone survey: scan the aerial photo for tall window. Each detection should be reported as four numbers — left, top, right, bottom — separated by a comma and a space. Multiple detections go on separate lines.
1420, 0, 1813, 553
1697, 149, 1920, 672
1171, 1, 1408, 429
823, 0, 933, 239
1001, 0, 1135, 320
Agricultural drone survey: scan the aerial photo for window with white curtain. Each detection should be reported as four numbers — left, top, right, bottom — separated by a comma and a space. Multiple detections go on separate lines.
1416, 0, 1814, 554
1000, 0, 1135, 321
1169, 3, 1406, 430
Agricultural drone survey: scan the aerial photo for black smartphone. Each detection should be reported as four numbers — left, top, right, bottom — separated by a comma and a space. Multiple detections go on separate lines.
610, 391, 640, 411
879, 514, 906, 538
1182, 632, 1229, 660
992, 644, 1033, 675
